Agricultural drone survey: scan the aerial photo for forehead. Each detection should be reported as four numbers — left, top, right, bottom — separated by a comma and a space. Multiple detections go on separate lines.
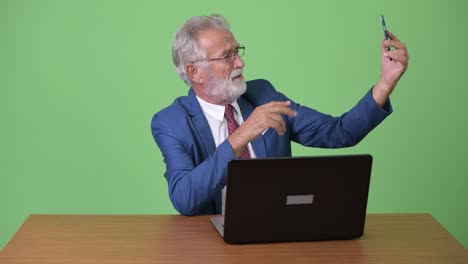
197, 29, 238, 55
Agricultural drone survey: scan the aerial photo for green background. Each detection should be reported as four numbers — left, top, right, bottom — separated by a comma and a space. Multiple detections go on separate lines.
1, 0, 467, 250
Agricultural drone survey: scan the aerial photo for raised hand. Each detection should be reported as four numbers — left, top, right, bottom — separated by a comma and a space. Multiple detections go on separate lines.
373, 31, 409, 107
227, 101, 297, 157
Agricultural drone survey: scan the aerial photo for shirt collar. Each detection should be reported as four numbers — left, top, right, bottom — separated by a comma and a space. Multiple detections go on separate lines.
196, 96, 241, 122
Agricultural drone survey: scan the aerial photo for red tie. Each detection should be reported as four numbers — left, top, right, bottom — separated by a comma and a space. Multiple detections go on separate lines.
224, 104, 251, 159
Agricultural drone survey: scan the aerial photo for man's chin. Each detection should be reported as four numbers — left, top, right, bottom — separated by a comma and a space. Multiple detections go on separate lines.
206, 76, 247, 104
233, 77, 246, 89
223, 84, 246, 103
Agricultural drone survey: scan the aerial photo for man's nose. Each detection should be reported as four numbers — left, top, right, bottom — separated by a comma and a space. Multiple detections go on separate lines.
233, 53, 244, 68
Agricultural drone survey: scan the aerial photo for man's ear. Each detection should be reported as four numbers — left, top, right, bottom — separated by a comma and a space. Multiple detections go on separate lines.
186, 64, 203, 84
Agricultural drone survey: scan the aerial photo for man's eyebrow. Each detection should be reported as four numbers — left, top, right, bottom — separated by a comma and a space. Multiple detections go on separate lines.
220, 49, 231, 56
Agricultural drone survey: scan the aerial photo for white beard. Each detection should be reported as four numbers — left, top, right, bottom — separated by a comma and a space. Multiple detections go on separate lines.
205, 68, 247, 104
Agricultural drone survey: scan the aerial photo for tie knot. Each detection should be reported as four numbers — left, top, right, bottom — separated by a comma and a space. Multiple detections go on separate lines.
224, 104, 236, 121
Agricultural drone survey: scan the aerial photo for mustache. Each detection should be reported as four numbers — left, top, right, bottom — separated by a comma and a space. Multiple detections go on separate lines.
230, 69, 243, 78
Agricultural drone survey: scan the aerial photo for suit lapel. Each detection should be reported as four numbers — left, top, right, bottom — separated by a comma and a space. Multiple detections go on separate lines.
185, 89, 221, 214
185, 89, 216, 156
237, 96, 268, 158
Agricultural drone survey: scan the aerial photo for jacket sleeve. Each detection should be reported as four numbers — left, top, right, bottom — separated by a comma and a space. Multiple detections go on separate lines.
151, 114, 235, 216
288, 88, 393, 148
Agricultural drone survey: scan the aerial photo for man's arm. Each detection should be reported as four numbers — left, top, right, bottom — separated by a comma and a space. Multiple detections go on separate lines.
229, 79, 393, 151
289, 88, 392, 148
231, 30, 409, 150
152, 114, 235, 216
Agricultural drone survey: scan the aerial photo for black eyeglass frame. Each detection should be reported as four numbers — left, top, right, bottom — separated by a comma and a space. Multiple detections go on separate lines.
190, 45, 245, 64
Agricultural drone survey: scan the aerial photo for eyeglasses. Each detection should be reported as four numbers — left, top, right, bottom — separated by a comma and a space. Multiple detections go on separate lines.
191, 45, 245, 64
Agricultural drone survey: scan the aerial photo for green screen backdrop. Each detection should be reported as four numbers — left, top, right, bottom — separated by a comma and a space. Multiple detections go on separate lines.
1, 0, 467, 250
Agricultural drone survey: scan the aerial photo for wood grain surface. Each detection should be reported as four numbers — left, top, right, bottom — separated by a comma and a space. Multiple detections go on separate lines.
0, 214, 466, 263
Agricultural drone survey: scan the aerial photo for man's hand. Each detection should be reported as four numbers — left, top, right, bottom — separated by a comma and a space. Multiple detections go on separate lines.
373, 31, 409, 107
227, 101, 297, 157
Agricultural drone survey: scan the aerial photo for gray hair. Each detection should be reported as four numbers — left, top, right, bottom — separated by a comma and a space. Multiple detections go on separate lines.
172, 14, 231, 85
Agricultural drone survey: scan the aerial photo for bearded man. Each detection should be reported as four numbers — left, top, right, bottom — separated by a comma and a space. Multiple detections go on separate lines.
151, 14, 409, 216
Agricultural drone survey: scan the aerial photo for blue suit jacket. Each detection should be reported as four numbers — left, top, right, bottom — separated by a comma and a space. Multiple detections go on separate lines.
151, 79, 392, 216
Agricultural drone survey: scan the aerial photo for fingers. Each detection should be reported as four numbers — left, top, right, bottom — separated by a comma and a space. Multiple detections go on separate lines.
240, 101, 297, 139
383, 39, 406, 50
381, 32, 409, 64
384, 49, 409, 64
267, 111, 288, 135
383, 42, 409, 63
261, 101, 297, 117
229, 100, 296, 154
386, 31, 400, 42
383, 31, 406, 50
267, 116, 286, 135
257, 101, 297, 135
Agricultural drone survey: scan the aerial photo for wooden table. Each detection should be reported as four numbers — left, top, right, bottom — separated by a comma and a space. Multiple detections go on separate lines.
0, 214, 466, 263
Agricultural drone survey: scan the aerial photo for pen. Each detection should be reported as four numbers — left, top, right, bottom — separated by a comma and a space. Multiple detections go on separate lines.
381, 15, 392, 61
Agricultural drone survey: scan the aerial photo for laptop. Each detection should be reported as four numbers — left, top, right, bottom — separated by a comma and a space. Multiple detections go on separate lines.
210, 154, 373, 244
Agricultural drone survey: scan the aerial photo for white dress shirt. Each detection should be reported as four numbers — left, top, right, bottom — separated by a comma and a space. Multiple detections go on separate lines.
196, 96, 256, 215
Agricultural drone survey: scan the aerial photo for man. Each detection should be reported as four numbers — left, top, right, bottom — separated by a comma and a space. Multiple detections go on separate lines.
151, 14, 409, 216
